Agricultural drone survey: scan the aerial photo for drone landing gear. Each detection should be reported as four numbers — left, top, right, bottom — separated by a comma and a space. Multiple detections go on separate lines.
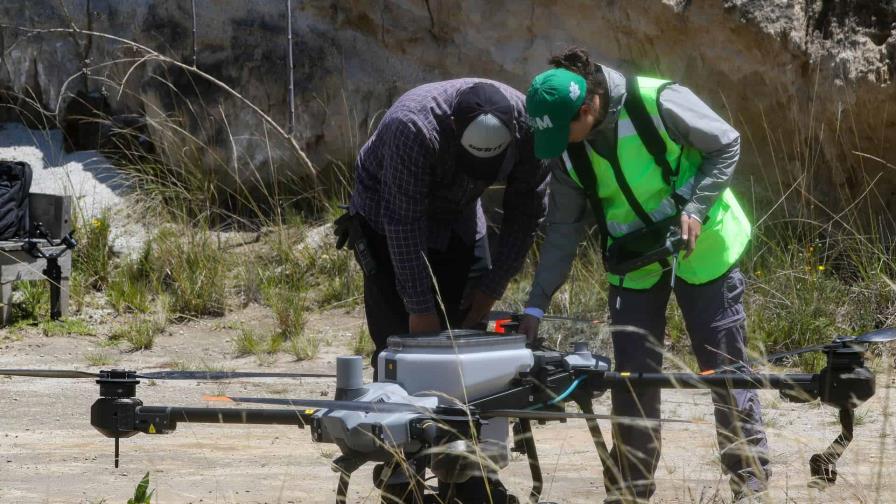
809, 408, 854, 489
333, 456, 364, 504
336, 456, 430, 504
576, 398, 619, 501
513, 419, 543, 503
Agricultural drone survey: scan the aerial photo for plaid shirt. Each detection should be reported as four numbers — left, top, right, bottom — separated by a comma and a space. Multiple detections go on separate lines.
351, 79, 550, 314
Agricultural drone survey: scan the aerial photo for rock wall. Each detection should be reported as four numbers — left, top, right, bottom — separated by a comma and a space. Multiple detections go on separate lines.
1, 0, 895, 217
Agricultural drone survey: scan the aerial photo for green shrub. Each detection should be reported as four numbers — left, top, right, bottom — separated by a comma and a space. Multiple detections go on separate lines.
73, 212, 113, 289
106, 246, 155, 314
40, 318, 94, 337
264, 284, 308, 341
352, 325, 374, 358
306, 246, 363, 308
12, 280, 49, 323
232, 327, 282, 359
85, 351, 114, 367
287, 332, 320, 361
151, 227, 227, 317
255, 236, 311, 341
127, 472, 154, 504
111, 315, 166, 352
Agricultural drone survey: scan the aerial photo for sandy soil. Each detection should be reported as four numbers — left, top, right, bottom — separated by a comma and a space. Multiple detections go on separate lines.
0, 306, 894, 504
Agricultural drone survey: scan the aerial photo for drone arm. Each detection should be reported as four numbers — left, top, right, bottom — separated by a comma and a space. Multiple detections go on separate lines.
133, 406, 317, 433
585, 371, 818, 402
597, 371, 815, 390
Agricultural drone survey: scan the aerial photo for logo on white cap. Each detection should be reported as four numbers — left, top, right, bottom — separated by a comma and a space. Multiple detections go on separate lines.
461, 113, 512, 158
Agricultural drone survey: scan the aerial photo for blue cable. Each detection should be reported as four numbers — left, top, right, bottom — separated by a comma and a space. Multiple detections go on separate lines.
526, 375, 587, 410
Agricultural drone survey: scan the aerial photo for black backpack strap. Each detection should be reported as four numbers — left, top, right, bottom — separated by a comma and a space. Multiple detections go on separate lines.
566, 141, 609, 256
624, 75, 677, 186
603, 139, 655, 227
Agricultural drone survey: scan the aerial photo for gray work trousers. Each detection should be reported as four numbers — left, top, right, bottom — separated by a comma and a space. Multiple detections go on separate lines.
603, 267, 770, 503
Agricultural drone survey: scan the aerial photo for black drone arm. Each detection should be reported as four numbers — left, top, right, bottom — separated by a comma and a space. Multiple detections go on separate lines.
91, 396, 317, 467
594, 371, 818, 396
132, 405, 317, 433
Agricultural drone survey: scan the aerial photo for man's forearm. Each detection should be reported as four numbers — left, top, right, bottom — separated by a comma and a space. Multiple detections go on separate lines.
384, 221, 435, 314
525, 220, 584, 311
525, 164, 589, 311
682, 136, 740, 221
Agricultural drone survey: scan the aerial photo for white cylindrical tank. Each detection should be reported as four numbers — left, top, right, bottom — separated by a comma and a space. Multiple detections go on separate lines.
377, 330, 534, 404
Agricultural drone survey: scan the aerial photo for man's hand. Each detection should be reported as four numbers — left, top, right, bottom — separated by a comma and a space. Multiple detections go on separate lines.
461, 289, 498, 329
409, 312, 441, 334
519, 314, 541, 343
680, 213, 703, 258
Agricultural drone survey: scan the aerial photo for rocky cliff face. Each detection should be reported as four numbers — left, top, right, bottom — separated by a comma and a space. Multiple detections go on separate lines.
1, 0, 895, 216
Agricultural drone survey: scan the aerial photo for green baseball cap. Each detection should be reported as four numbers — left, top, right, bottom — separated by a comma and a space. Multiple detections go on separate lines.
526, 68, 587, 159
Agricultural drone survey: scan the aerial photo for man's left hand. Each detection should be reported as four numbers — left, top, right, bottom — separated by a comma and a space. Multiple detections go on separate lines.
461, 289, 498, 329
680, 213, 702, 258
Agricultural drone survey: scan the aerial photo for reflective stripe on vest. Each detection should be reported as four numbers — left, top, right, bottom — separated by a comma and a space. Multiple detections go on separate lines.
562, 76, 752, 289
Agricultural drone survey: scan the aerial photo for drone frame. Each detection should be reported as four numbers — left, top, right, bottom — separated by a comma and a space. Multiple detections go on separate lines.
82, 330, 881, 504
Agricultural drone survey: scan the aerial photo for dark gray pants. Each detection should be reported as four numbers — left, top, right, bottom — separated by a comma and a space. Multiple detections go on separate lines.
604, 267, 770, 503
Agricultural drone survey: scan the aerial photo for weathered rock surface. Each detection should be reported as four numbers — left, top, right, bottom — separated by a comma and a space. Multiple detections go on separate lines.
1, 0, 895, 216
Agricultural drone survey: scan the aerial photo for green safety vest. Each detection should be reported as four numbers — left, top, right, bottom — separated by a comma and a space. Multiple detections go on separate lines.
561, 76, 751, 289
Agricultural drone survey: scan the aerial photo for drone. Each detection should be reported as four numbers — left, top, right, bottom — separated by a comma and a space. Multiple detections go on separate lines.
2, 314, 893, 504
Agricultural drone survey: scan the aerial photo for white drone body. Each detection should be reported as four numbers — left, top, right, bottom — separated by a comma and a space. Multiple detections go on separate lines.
314, 330, 606, 484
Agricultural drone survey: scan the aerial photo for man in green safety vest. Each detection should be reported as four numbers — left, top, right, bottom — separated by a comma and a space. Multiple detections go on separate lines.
519, 47, 770, 503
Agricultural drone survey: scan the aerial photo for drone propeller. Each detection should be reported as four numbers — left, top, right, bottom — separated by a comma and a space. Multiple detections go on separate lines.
761, 344, 828, 365
764, 327, 896, 364
711, 326, 896, 371
853, 327, 896, 344
0, 369, 335, 380
207, 396, 688, 424
0, 369, 100, 379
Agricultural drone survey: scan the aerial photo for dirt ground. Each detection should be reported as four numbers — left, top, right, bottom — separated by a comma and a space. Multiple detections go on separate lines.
1, 306, 894, 504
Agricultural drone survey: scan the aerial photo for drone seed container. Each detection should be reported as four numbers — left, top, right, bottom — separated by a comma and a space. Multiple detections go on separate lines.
378, 330, 533, 403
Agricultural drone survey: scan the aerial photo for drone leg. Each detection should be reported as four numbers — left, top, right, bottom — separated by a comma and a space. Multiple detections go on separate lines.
333, 456, 364, 504
114, 436, 119, 468
809, 408, 854, 489
517, 419, 542, 503
577, 399, 614, 483
336, 472, 351, 504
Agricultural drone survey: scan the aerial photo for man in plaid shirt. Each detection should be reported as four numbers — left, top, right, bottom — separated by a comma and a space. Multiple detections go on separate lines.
346, 79, 549, 501
351, 79, 549, 356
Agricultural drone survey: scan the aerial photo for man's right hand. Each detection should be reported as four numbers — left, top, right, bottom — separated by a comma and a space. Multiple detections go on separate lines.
409, 312, 441, 334
519, 314, 541, 343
